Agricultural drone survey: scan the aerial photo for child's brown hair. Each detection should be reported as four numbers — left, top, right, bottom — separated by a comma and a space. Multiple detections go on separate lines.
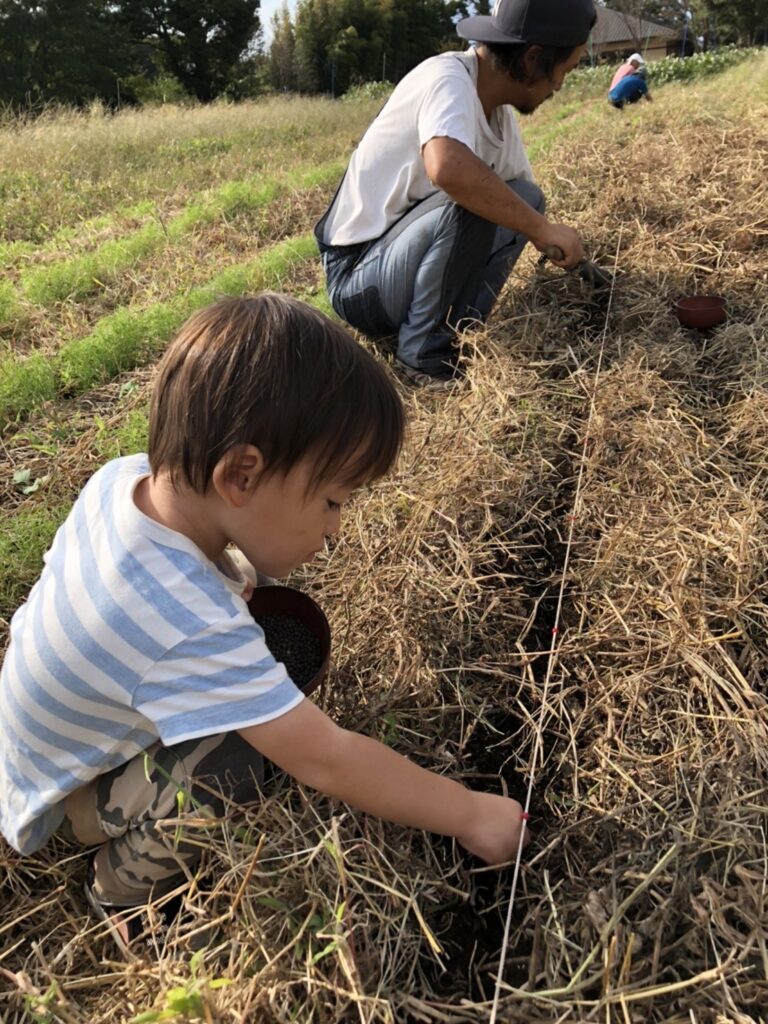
149, 293, 404, 492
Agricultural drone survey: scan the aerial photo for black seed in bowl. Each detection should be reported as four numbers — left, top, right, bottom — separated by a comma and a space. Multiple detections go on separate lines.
255, 614, 323, 688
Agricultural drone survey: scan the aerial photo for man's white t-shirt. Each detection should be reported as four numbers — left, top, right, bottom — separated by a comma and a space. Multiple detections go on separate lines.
320, 48, 534, 248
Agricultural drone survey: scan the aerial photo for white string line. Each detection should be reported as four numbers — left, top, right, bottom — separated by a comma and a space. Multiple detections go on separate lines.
489, 232, 624, 1024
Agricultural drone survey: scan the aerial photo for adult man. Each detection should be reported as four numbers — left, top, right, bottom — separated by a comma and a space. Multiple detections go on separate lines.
314, 0, 596, 386
609, 52, 645, 91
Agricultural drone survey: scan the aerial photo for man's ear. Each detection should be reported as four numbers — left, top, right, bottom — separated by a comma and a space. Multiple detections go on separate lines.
212, 444, 266, 508
523, 44, 543, 83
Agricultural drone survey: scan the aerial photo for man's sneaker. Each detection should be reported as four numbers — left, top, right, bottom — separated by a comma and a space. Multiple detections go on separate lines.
394, 358, 460, 391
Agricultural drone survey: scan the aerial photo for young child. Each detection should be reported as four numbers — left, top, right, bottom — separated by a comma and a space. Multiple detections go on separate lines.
0, 293, 525, 948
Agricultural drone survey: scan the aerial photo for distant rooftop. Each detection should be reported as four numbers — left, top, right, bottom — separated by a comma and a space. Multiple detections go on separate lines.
591, 6, 679, 45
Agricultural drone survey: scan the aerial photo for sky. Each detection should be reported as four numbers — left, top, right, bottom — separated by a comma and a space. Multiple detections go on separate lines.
260, 0, 295, 42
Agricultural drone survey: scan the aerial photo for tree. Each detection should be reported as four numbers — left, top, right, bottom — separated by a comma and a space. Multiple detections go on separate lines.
120, 0, 261, 101
269, 2, 297, 90
0, 0, 132, 107
700, 0, 768, 44
273, 0, 463, 95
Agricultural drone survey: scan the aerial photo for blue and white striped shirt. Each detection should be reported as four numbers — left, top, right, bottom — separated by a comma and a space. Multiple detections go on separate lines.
0, 454, 303, 854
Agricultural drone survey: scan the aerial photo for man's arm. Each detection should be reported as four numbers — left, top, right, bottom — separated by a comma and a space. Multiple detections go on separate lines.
422, 136, 585, 268
239, 697, 526, 866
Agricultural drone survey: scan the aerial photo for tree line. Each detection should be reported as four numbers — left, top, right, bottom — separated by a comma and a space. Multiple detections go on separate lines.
0, 0, 764, 109
0, 0, 262, 107
267, 0, 471, 96
608, 0, 768, 50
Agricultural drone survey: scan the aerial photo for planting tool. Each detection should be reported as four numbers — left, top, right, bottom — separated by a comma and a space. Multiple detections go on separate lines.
540, 245, 614, 292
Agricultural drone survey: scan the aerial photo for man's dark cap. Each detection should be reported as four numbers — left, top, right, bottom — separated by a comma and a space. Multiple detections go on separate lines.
457, 0, 596, 48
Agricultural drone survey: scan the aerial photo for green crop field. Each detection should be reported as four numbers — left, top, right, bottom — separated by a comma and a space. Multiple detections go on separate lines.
1, 51, 767, 1023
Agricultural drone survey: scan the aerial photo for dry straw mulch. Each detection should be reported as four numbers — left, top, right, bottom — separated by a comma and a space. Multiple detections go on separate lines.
2, 93, 768, 1022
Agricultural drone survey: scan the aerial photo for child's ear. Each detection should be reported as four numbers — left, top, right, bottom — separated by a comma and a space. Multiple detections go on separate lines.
212, 444, 265, 508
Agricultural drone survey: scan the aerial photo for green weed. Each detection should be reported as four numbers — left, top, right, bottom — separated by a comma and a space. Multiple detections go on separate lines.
92, 408, 149, 461
58, 299, 188, 391
0, 501, 69, 618
129, 950, 230, 1023
0, 352, 56, 428
21, 223, 165, 304
0, 280, 21, 331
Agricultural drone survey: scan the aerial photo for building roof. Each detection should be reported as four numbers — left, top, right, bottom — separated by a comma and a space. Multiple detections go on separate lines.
591, 6, 679, 46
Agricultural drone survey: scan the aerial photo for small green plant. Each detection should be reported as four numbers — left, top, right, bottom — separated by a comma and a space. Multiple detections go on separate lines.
12, 467, 49, 495
92, 407, 149, 460
22, 980, 63, 1022
342, 81, 393, 102
129, 951, 230, 1023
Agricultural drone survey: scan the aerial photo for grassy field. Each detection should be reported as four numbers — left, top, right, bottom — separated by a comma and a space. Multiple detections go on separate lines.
1, 53, 767, 1022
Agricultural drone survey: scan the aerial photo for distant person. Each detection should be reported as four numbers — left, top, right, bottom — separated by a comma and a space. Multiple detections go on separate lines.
315, 0, 597, 387
609, 51, 645, 91
0, 294, 528, 953
608, 67, 652, 109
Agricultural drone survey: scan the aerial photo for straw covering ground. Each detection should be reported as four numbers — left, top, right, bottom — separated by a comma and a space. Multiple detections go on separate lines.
1, 54, 768, 1022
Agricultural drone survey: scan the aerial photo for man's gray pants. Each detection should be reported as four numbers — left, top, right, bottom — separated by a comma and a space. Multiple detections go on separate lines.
321, 178, 545, 378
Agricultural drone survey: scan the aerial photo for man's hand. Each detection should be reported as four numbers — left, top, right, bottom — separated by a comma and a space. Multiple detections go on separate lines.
456, 791, 529, 865
531, 222, 585, 269
422, 137, 585, 269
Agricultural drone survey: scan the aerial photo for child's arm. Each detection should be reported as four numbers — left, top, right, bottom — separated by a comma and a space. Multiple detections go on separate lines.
239, 699, 526, 865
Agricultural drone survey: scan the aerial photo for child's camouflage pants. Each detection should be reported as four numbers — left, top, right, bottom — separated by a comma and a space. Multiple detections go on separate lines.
61, 732, 263, 907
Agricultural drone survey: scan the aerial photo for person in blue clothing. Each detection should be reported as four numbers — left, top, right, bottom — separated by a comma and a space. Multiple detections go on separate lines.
608, 68, 653, 110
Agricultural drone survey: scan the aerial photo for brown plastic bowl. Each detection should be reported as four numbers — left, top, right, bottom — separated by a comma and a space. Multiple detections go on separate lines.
675, 295, 727, 330
247, 585, 331, 698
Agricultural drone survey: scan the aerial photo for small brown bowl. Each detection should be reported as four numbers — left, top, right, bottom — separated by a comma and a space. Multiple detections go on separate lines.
675, 295, 727, 330
247, 585, 331, 698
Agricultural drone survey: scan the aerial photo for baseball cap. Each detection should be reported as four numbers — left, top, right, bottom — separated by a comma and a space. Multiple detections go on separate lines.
457, 0, 597, 48
628, 52, 645, 64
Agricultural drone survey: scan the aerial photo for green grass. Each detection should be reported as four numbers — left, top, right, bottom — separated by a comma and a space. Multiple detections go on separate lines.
0, 353, 57, 424
0, 201, 157, 274
21, 223, 166, 305
18, 161, 344, 306
0, 279, 22, 332
58, 299, 190, 392
0, 233, 320, 428
0, 501, 70, 618
0, 98, 378, 244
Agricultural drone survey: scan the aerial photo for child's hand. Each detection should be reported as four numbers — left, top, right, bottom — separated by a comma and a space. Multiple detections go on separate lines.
457, 792, 529, 866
